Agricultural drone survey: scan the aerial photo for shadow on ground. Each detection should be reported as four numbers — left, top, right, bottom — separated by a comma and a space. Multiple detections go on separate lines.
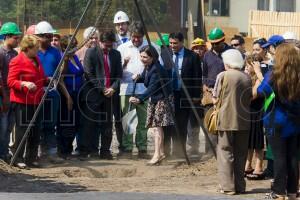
0, 167, 89, 193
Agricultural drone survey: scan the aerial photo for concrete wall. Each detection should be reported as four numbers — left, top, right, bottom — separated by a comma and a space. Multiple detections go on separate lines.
296, 0, 300, 12
229, 0, 257, 32
205, 0, 257, 33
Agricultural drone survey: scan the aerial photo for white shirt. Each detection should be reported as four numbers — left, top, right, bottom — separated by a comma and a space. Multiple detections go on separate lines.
117, 39, 160, 95
114, 34, 130, 48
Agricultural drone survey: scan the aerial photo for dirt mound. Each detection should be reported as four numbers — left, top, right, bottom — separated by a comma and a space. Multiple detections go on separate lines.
0, 160, 18, 176
62, 167, 138, 178
167, 158, 217, 177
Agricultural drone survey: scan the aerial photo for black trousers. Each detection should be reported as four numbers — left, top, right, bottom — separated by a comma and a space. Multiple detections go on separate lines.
57, 91, 81, 156
11, 103, 40, 163
268, 133, 299, 195
164, 91, 190, 156
112, 93, 124, 151
98, 97, 113, 153
79, 100, 104, 155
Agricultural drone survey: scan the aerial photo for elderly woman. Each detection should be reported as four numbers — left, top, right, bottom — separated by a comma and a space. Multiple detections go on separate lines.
8, 35, 48, 168
258, 43, 300, 200
129, 45, 173, 165
213, 49, 252, 195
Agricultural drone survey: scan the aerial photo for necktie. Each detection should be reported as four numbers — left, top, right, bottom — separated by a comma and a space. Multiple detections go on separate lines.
103, 52, 111, 88
173, 53, 179, 91
121, 38, 128, 43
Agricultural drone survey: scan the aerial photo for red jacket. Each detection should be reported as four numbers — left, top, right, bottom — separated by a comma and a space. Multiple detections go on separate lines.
8, 52, 47, 105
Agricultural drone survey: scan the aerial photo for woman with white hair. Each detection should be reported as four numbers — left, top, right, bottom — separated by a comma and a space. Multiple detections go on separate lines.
212, 49, 252, 195
75, 26, 100, 65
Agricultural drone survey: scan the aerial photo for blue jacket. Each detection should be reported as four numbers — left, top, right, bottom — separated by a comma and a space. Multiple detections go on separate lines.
257, 71, 300, 137
137, 62, 172, 103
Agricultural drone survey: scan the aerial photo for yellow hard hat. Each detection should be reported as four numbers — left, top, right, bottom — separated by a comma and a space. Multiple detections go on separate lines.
191, 37, 206, 48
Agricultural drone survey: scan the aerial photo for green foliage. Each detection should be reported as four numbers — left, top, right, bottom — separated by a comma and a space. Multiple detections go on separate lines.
0, 0, 168, 29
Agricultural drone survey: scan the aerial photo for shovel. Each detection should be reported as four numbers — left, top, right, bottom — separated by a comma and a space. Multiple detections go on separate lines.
122, 81, 138, 135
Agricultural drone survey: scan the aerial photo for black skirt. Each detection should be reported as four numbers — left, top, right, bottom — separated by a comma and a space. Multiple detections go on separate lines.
248, 98, 264, 150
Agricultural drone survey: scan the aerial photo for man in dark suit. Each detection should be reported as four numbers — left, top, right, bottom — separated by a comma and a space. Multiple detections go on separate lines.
79, 31, 122, 159
97, 31, 123, 159
164, 32, 202, 158
78, 35, 105, 158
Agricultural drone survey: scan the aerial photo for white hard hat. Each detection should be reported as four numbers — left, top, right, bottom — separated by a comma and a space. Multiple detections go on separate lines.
35, 21, 56, 34
283, 31, 297, 40
114, 11, 129, 24
222, 49, 244, 69
83, 26, 99, 40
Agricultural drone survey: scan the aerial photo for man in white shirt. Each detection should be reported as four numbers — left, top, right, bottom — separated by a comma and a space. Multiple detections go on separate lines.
117, 21, 159, 158
114, 11, 130, 48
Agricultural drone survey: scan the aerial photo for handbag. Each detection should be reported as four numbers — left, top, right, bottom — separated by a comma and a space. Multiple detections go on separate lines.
201, 89, 213, 106
204, 72, 228, 134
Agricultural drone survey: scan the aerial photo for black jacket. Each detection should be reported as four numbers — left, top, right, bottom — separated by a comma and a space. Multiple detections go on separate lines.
137, 62, 172, 103
179, 48, 202, 102
81, 46, 105, 103
106, 49, 123, 93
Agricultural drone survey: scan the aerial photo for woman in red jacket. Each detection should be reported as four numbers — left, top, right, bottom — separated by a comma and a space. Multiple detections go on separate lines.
8, 35, 48, 169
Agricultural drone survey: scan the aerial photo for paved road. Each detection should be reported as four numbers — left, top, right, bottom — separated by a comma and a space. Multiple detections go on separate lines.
0, 192, 254, 200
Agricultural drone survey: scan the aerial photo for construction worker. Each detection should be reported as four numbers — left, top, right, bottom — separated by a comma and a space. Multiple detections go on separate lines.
191, 37, 207, 59
25, 25, 36, 35
156, 34, 170, 48
35, 21, 65, 162
203, 27, 232, 90
114, 11, 130, 47
0, 22, 22, 162
186, 37, 207, 155
201, 28, 232, 154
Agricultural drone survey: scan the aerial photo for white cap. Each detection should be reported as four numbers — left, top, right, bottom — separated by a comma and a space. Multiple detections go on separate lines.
221, 49, 244, 69
283, 31, 297, 40
114, 11, 129, 24
83, 26, 99, 40
35, 21, 56, 34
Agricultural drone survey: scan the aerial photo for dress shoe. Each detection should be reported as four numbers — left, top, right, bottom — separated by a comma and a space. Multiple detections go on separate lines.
15, 162, 27, 169
26, 161, 41, 168
99, 152, 113, 160
117, 151, 132, 159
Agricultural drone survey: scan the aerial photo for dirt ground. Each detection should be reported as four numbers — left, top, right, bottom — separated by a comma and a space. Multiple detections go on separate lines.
0, 154, 270, 199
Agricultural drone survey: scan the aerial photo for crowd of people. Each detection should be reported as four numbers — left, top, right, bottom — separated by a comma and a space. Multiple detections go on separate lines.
0, 10, 299, 200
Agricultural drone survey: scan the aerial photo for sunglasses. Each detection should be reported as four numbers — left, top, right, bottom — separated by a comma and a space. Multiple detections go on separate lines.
231, 43, 240, 47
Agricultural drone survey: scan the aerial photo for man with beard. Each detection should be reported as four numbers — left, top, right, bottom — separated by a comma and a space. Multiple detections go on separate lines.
114, 11, 130, 48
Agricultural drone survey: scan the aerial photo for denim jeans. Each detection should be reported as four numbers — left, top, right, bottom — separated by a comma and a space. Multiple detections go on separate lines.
0, 106, 15, 158
40, 93, 60, 155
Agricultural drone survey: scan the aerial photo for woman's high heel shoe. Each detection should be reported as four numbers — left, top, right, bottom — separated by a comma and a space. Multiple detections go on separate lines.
147, 157, 161, 166
159, 154, 166, 162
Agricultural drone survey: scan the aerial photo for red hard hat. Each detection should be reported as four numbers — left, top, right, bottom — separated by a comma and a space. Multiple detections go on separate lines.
25, 25, 36, 35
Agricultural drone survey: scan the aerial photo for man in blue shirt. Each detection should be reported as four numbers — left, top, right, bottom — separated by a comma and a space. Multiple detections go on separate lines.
35, 21, 62, 161
165, 32, 201, 158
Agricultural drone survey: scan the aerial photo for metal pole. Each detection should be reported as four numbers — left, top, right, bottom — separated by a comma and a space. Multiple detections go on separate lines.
10, 0, 94, 167
141, 0, 217, 159
133, 0, 191, 165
